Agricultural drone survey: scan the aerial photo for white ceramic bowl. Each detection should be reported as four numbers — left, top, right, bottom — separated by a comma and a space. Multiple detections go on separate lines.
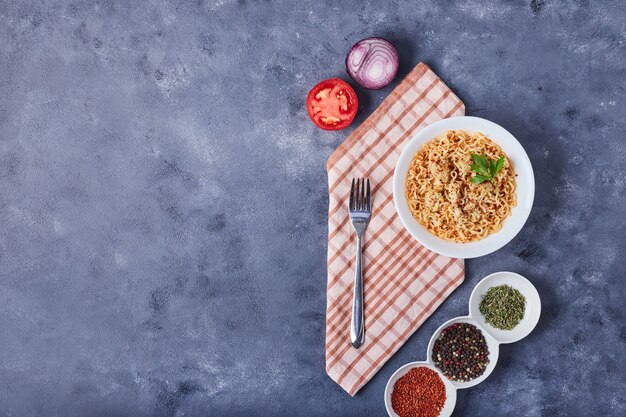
384, 361, 457, 417
469, 271, 541, 344
385, 272, 541, 415
426, 316, 500, 389
392, 116, 535, 259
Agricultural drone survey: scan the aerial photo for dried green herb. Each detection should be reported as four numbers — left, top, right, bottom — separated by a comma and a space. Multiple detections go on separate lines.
479, 284, 525, 330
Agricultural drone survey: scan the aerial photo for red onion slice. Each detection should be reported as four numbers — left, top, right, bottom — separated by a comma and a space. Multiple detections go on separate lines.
345, 37, 399, 90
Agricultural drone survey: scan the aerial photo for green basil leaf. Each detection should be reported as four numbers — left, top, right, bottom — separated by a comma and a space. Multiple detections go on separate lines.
489, 158, 497, 176
479, 155, 488, 169
471, 174, 490, 184
494, 156, 505, 176
471, 163, 488, 175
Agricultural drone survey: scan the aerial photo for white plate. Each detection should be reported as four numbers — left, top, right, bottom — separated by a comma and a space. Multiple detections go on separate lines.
392, 116, 535, 259
468, 271, 541, 343
426, 316, 500, 389
384, 361, 457, 417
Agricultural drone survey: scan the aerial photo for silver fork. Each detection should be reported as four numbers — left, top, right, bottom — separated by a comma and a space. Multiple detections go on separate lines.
349, 178, 371, 348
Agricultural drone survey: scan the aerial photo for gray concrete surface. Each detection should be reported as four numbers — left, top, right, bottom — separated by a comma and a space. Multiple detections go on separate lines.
0, 0, 625, 416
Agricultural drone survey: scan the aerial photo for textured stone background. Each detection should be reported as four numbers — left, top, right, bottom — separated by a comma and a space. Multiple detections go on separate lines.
0, 0, 624, 416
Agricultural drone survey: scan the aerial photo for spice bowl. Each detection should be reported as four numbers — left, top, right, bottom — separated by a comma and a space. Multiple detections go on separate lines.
384, 361, 457, 417
384, 271, 541, 415
426, 316, 500, 389
469, 271, 541, 344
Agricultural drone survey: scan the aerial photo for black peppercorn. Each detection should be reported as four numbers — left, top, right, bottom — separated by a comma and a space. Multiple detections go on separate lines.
431, 322, 490, 382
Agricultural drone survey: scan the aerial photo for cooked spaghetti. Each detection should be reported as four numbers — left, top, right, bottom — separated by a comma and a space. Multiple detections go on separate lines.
405, 130, 516, 242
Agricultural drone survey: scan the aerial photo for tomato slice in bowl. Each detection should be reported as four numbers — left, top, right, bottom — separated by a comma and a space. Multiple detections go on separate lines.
306, 78, 358, 130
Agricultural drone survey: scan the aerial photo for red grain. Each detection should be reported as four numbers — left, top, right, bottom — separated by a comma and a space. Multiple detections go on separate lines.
391, 367, 446, 417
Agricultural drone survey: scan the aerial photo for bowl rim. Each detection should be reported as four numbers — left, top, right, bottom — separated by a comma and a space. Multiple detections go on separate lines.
392, 116, 535, 259
468, 271, 542, 343
383, 360, 457, 417
425, 315, 500, 389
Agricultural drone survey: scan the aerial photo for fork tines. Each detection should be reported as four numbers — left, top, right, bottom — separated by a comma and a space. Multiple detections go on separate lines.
349, 178, 371, 212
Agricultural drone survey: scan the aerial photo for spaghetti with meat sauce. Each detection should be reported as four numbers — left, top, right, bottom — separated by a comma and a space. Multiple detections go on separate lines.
405, 130, 516, 242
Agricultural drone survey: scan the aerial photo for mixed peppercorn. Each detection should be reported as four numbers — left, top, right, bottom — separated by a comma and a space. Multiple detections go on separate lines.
431, 322, 490, 382
391, 366, 446, 417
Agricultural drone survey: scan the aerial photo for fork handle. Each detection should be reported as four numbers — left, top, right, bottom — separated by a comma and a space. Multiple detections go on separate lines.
350, 235, 365, 348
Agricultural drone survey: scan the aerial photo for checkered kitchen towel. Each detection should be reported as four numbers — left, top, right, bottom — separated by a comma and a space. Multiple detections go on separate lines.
325, 63, 466, 395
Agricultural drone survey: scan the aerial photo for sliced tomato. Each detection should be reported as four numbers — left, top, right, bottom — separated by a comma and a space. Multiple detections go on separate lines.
306, 78, 358, 131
